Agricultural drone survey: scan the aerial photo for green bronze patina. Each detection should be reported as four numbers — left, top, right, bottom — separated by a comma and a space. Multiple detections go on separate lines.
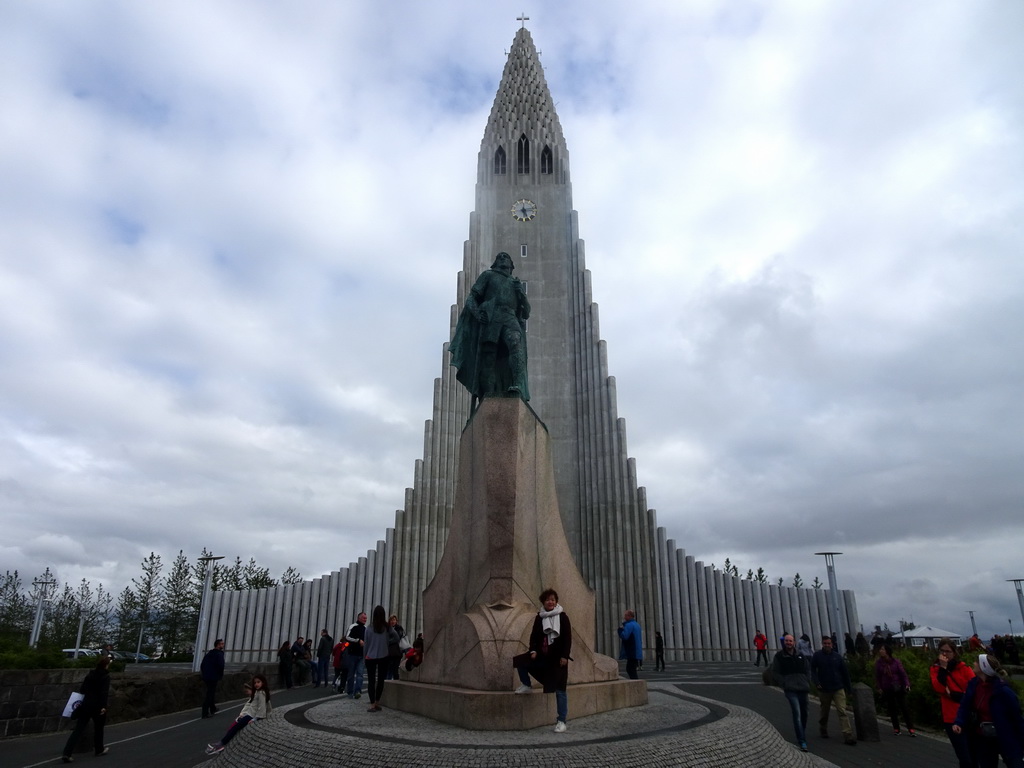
450, 252, 531, 405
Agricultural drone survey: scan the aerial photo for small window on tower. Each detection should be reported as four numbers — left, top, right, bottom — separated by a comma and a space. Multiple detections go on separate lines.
540, 145, 553, 175
494, 146, 506, 175
517, 134, 530, 174
520, 244, 527, 259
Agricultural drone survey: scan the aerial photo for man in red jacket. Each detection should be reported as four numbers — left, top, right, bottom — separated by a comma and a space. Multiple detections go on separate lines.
753, 630, 769, 667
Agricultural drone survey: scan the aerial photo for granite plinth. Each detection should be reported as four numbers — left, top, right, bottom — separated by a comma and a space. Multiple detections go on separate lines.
381, 678, 647, 730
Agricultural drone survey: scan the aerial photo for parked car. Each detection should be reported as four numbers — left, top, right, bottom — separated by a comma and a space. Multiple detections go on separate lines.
63, 648, 98, 659
120, 651, 152, 662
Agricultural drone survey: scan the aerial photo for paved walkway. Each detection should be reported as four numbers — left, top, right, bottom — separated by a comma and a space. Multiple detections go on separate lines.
1, 663, 958, 767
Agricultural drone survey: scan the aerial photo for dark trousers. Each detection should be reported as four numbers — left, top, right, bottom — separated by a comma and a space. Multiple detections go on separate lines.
655, 651, 665, 671
755, 649, 768, 666
881, 689, 913, 731
942, 723, 974, 768
202, 680, 218, 717
279, 660, 293, 689
219, 715, 253, 746
63, 710, 106, 757
365, 658, 387, 704
626, 658, 639, 679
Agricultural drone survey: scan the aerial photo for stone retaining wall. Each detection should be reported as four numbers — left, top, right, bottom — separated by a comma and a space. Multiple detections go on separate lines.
0, 664, 274, 739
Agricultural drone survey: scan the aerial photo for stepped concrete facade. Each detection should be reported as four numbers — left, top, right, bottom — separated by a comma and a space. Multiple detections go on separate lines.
197, 27, 858, 667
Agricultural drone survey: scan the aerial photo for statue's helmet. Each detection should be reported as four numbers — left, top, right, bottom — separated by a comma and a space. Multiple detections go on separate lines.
491, 251, 514, 270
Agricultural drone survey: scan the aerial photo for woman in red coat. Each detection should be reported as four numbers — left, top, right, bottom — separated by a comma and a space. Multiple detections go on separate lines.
931, 638, 976, 768
514, 587, 572, 733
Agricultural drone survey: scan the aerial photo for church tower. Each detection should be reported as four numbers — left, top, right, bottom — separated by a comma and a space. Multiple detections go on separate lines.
388, 27, 661, 654
195, 27, 859, 666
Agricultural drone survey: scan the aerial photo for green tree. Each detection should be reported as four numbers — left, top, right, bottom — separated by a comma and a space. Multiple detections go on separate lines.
754, 568, 768, 584
775, 577, 784, 587
219, 557, 245, 591
132, 553, 163, 654
811, 576, 823, 589
242, 558, 276, 589
0, 570, 32, 641
745, 569, 754, 580
792, 573, 803, 588
280, 567, 302, 585
159, 550, 199, 657
114, 587, 139, 650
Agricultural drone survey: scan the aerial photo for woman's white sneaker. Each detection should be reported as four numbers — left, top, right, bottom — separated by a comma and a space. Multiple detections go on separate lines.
514, 684, 532, 694
554, 721, 567, 733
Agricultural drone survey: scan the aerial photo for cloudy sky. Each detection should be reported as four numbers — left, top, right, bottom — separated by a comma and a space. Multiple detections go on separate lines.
2, 1, 1022, 642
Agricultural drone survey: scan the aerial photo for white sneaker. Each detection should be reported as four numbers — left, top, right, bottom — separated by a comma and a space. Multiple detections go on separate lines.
514, 684, 532, 694
554, 720, 567, 733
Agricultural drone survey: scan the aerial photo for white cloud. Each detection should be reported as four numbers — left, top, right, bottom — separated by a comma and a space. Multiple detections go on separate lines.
1, 0, 1023, 642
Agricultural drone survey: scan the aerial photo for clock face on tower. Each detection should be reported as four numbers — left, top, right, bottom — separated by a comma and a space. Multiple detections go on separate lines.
511, 199, 538, 221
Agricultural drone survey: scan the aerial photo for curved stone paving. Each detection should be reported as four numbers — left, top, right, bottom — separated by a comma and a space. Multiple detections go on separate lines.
195, 684, 838, 767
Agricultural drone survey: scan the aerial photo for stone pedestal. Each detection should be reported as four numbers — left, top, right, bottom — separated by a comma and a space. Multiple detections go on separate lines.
384, 398, 645, 727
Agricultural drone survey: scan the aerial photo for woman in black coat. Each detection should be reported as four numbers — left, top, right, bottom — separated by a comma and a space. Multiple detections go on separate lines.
62, 655, 112, 762
514, 587, 572, 733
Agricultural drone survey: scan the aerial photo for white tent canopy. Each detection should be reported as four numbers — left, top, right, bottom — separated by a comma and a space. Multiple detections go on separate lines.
895, 625, 962, 648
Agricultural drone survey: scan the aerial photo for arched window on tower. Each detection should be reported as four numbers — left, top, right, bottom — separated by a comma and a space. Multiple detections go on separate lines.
540, 145, 553, 175
494, 146, 506, 175
517, 134, 530, 174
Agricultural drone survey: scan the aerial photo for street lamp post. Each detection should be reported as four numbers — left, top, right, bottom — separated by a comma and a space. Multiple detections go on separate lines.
29, 578, 55, 648
815, 552, 844, 644
1008, 580, 1024, 637
192, 555, 224, 673
966, 610, 978, 638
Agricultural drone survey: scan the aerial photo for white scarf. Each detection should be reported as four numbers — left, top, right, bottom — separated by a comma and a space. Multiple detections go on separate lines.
539, 604, 563, 640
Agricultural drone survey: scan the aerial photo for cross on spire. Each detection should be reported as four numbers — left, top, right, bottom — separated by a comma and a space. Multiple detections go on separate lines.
517, 12, 529, 28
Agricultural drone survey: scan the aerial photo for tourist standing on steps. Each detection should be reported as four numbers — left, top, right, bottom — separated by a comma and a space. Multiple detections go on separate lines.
514, 588, 572, 733
654, 630, 665, 671
200, 638, 225, 719
315, 629, 333, 688
618, 609, 643, 679
343, 612, 367, 698
204, 674, 272, 755
302, 638, 316, 686
277, 641, 293, 689
363, 605, 399, 712
386, 614, 406, 680
811, 635, 856, 746
930, 637, 976, 768
772, 633, 812, 752
753, 630, 769, 667
290, 635, 306, 685
62, 655, 112, 762
875, 644, 915, 736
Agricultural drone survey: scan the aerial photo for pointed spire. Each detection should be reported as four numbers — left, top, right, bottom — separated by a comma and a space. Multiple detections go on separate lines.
482, 28, 565, 153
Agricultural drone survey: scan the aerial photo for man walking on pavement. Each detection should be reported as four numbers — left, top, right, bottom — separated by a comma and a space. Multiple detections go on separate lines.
772, 633, 812, 752
753, 629, 769, 667
200, 638, 225, 719
811, 635, 857, 746
316, 629, 333, 689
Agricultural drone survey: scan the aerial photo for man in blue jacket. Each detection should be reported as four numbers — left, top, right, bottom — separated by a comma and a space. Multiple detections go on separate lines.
811, 635, 856, 746
618, 610, 643, 679
200, 638, 225, 718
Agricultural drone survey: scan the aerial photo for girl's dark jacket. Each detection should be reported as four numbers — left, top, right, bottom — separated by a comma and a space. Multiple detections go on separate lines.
525, 612, 572, 693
